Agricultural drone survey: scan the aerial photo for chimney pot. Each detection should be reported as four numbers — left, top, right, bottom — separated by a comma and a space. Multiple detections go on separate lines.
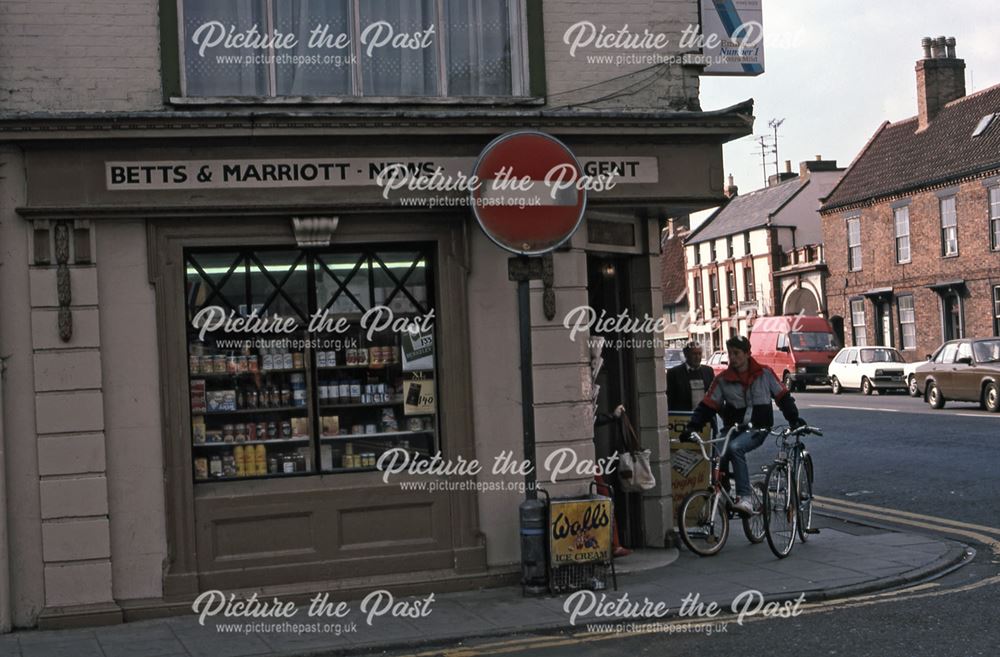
930, 37, 944, 58
921, 37, 932, 59
815, 154, 822, 161
946, 36, 956, 58
785, 160, 791, 173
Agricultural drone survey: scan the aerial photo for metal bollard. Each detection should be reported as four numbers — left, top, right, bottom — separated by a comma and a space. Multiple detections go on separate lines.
519, 497, 548, 595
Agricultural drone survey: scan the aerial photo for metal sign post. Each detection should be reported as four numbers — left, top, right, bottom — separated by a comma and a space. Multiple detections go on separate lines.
472, 130, 588, 595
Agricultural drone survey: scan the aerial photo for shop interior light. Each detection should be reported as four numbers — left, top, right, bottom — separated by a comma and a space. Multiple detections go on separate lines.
186, 261, 426, 276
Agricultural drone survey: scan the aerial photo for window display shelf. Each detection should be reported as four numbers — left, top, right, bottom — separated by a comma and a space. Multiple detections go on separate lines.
193, 406, 309, 416
190, 369, 305, 379
315, 364, 398, 371
320, 430, 433, 441
319, 398, 404, 410
194, 438, 311, 448
200, 471, 311, 482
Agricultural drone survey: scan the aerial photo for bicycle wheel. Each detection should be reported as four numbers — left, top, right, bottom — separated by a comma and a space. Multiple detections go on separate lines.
742, 480, 766, 544
678, 490, 730, 556
796, 454, 814, 543
764, 462, 798, 558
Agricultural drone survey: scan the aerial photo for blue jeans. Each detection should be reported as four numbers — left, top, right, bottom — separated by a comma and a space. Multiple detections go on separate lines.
721, 429, 768, 497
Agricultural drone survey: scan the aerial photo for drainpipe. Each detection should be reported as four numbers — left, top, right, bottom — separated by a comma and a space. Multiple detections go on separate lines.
0, 354, 9, 633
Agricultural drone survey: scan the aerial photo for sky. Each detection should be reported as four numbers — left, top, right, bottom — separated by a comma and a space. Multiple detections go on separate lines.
691, 0, 1000, 226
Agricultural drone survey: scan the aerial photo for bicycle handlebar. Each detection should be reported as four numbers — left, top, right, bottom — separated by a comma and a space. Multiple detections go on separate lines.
682, 423, 754, 462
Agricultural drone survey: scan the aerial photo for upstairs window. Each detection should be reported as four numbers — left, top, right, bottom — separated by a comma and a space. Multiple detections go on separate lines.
726, 269, 737, 305
743, 265, 754, 301
709, 273, 719, 308
893, 206, 911, 264
179, 0, 521, 98
940, 196, 958, 257
990, 187, 1000, 251
847, 216, 862, 271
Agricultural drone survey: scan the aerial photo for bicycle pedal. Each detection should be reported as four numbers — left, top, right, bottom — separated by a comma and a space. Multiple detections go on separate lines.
805, 528, 820, 535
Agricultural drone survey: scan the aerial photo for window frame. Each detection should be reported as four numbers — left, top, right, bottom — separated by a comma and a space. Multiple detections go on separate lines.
726, 268, 737, 306
993, 285, 1000, 336
939, 196, 959, 257
850, 297, 867, 346
693, 274, 703, 315
897, 294, 916, 351
709, 272, 719, 308
847, 215, 862, 272
893, 205, 911, 264
990, 186, 1000, 252
743, 264, 754, 301
184, 244, 440, 482
169, 0, 536, 103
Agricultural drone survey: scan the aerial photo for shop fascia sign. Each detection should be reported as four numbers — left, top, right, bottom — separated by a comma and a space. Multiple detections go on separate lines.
105, 156, 657, 191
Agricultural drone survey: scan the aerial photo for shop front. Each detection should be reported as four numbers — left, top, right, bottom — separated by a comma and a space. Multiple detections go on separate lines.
0, 107, 750, 626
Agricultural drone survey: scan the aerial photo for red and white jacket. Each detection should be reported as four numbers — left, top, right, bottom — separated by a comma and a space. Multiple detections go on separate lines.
689, 357, 800, 431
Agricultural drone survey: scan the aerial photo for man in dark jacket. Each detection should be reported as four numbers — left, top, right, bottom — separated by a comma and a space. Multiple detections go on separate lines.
685, 335, 805, 515
666, 341, 715, 412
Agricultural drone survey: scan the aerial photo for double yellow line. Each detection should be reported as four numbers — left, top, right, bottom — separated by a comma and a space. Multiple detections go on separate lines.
814, 495, 1000, 558
409, 499, 999, 657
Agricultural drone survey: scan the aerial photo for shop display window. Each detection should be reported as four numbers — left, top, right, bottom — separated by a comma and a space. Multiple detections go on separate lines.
185, 246, 437, 482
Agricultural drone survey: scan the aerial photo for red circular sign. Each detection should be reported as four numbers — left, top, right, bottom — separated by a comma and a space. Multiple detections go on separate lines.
471, 131, 587, 256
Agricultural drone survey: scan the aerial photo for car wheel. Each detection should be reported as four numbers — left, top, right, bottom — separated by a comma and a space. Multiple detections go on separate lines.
984, 382, 1000, 413
908, 375, 920, 397
927, 382, 946, 409
861, 377, 873, 396
831, 376, 842, 395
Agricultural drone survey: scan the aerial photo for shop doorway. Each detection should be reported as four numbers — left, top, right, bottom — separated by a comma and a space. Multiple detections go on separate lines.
587, 254, 643, 548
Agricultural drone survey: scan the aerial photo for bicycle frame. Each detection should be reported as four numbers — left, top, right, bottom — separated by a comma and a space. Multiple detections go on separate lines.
686, 424, 748, 520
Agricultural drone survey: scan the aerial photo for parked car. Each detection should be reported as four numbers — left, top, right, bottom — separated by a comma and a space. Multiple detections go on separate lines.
828, 346, 908, 395
903, 358, 929, 397
913, 338, 1000, 411
705, 351, 729, 377
750, 315, 839, 391
663, 348, 685, 372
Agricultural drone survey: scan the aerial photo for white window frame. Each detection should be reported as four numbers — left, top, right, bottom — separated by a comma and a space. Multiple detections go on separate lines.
894, 206, 911, 264
990, 186, 1000, 252
847, 216, 862, 272
851, 298, 867, 346
175, 0, 529, 101
897, 294, 916, 351
940, 196, 958, 257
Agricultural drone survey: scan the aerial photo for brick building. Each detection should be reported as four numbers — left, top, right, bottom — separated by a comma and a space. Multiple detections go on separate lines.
821, 37, 1000, 359
684, 161, 843, 351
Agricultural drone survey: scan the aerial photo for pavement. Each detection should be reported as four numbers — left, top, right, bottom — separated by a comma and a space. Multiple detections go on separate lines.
0, 513, 970, 657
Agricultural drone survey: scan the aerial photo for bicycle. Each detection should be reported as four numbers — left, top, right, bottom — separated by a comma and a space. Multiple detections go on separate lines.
677, 424, 767, 557
762, 423, 823, 559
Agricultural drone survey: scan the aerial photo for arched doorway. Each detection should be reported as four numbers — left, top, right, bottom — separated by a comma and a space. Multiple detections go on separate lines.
784, 287, 820, 316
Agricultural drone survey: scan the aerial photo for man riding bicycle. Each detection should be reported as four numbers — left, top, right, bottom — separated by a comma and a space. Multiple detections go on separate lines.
685, 335, 806, 516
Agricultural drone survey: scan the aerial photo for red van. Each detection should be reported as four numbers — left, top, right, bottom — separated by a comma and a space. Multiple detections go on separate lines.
748, 315, 839, 391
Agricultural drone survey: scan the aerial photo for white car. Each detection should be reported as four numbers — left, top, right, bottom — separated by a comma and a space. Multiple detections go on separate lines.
828, 346, 908, 395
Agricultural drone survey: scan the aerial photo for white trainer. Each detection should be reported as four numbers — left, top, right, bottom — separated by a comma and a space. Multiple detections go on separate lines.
732, 497, 755, 517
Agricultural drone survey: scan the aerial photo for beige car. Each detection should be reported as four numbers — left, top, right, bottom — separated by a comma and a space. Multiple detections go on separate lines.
914, 338, 1000, 411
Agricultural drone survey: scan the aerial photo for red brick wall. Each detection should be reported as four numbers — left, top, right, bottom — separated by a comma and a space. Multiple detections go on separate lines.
822, 175, 1000, 361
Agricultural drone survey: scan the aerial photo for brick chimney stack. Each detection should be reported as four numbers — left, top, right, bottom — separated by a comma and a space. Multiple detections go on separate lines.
916, 36, 966, 131
725, 174, 738, 198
